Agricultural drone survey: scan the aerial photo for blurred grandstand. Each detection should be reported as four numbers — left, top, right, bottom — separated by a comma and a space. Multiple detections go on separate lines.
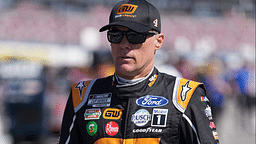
0, 0, 255, 143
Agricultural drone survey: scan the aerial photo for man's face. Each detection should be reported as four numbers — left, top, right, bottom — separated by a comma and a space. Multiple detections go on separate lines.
110, 26, 164, 80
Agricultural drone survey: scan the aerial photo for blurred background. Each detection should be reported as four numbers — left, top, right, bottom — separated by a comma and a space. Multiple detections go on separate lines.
0, 0, 255, 143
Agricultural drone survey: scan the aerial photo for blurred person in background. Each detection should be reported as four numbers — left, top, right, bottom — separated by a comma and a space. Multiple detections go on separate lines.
59, 0, 219, 143
175, 57, 197, 81
92, 51, 115, 78
231, 60, 255, 129
68, 66, 96, 83
195, 57, 232, 124
235, 61, 255, 111
154, 49, 182, 77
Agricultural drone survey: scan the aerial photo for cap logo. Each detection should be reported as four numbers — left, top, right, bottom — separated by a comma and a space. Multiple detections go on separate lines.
153, 19, 158, 27
117, 4, 138, 14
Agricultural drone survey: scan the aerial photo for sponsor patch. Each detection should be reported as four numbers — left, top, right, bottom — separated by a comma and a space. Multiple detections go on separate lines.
136, 95, 169, 107
205, 105, 213, 120
86, 121, 98, 136
84, 109, 101, 120
212, 131, 219, 140
209, 122, 216, 129
151, 109, 168, 127
74, 81, 86, 100
201, 96, 209, 102
133, 127, 162, 133
87, 93, 112, 107
103, 108, 122, 120
148, 74, 158, 87
105, 121, 119, 136
132, 109, 151, 127
174, 78, 201, 112
180, 81, 192, 101
116, 4, 138, 14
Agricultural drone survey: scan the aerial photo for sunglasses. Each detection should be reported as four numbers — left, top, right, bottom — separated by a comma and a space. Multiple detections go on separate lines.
107, 30, 158, 44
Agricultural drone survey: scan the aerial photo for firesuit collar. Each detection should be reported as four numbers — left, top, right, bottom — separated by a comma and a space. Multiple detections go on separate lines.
113, 67, 159, 98
114, 68, 154, 87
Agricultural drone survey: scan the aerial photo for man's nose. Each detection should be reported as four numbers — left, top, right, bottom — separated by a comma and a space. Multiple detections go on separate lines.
119, 35, 130, 49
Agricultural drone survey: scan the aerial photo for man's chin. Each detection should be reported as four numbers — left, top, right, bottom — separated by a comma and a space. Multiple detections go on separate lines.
118, 67, 133, 74
116, 65, 136, 76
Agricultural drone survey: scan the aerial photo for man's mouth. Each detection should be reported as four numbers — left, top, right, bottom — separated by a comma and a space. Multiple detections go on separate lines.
122, 56, 132, 59
118, 56, 134, 62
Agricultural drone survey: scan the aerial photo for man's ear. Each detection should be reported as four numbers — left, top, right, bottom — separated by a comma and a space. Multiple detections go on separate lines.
155, 33, 164, 50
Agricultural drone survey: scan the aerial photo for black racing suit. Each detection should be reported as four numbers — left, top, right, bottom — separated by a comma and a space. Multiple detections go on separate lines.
59, 68, 219, 144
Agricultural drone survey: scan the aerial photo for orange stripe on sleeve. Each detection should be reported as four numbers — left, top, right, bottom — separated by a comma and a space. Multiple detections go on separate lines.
176, 78, 201, 110
72, 81, 92, 109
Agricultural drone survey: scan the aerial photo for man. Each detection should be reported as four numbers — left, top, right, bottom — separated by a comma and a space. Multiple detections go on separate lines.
59, 0, 219, 143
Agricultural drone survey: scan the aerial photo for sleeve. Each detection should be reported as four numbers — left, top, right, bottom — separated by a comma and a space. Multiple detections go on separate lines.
179, 85, 219, 144
58, 91, 82, 144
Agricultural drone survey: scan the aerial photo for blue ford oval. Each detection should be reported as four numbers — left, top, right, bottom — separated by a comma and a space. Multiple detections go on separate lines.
136, 95, 169, 107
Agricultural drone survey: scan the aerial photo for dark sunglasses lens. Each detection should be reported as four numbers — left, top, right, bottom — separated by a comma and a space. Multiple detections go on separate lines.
107, 31, 123, 43
127, 31, 146, 44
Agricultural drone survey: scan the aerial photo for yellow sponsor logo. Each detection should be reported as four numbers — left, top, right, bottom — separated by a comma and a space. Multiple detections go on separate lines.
117, 4, 138, 14
103, 108, 122, 120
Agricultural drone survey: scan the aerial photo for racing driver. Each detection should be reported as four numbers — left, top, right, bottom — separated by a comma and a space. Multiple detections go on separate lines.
58, 0, 220, 143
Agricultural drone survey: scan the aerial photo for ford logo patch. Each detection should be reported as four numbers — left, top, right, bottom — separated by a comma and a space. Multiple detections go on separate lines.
136, 95, 169, 107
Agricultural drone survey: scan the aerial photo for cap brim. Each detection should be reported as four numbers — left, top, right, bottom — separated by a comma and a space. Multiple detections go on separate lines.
99, 21, 151, 33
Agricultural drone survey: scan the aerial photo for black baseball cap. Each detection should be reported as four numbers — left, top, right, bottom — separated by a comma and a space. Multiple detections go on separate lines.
99, 0, 161, 33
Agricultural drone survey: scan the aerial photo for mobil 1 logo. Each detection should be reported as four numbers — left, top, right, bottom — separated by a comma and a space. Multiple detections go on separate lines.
151, 109, 168, 127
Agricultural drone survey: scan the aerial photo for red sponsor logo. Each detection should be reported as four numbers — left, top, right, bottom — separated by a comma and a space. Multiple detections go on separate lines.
209, 122, 216, 129
105, 121, 119, 136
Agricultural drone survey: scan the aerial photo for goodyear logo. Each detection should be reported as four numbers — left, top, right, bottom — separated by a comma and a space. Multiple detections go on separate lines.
117, 4, 138, 14
103, 108, 122, 120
